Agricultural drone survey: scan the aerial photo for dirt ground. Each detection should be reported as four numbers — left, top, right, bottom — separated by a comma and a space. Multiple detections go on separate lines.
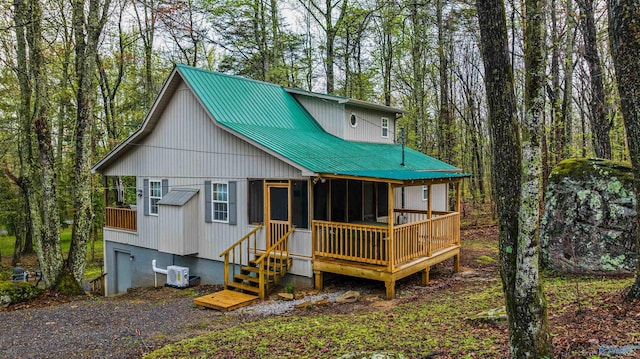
1, 227, 638, 358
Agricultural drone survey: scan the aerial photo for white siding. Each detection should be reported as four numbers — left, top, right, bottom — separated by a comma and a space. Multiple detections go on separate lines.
394, 184, 448, 212
293, 95, 344, 138
344, 105, 397, 144
103, 228, 139, 246
103, 82, 302, 179
157, 195, 199, 255
102, 80, 314, 277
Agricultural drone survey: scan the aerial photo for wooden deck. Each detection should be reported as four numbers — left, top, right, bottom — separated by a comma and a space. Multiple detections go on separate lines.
312, 212, 461, 299
194, 289, 259, 311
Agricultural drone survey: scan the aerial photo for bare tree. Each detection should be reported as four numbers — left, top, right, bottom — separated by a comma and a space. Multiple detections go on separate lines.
577, 0, 611, 159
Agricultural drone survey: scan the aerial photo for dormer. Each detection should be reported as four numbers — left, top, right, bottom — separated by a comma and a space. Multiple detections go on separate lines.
285, 88, 405, 144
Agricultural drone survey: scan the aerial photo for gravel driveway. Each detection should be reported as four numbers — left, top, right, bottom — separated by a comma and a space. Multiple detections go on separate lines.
0, 286, 351, 359
0, 288, 230, 359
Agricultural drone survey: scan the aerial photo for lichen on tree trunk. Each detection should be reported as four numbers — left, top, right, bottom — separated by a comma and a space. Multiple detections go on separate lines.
476, 0, 551, 356
607, 0, 640, 298
66, 0, 111, 292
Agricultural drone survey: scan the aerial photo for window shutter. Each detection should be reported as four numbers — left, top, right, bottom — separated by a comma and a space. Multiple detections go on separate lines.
204, 180, 212, 223
161, 179, 169, 196
143, 179, 149, 216
228, 181, 237, 225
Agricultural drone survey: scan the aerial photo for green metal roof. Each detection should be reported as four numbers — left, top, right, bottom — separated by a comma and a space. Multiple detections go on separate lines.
177, 65, 466, 181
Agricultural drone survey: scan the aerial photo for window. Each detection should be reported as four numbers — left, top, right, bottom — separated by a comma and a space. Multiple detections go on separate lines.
149, 180, 162, 215
422, 186, 428, 201
381, 117, 389, 138
212, 182, 229, 222
349, 113, 358, 127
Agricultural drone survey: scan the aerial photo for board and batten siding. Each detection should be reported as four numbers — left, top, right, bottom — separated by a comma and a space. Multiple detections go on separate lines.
101, 79, 314, 277
292, 95, 345, 138
157, 193, 199, 255
394, 184, 448, 212
344, 105, 397, 144
101, 81, 302, 179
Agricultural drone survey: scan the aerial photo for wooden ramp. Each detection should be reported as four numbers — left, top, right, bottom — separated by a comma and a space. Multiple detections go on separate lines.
194, 289, 259, 311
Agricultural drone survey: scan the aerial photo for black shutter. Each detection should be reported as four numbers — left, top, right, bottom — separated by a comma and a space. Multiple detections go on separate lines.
143, 179, 149, 216
228, 181, 237, 225
204, 181, 212, 223
161, 179, 168, 196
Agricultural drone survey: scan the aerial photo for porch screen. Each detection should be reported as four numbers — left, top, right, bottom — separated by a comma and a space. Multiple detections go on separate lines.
248, 180, 264, 224
313, 181, 329, 221
291, 180, 308, 229
377, 182, 388, 217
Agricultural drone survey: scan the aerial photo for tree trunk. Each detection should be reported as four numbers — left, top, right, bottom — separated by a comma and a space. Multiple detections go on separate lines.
30, 0, 63, 288
559, 0, 576, 159
578, 0, 612, 159
437, 0, 454, 163
518, 0, 552, 354
67, 0, 111, 293
14, 0, 64, 286
476, 0, 551, 356
606, 0, 640, 298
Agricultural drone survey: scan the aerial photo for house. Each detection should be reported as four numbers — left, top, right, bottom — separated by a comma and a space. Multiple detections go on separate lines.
92, 64, 469, 304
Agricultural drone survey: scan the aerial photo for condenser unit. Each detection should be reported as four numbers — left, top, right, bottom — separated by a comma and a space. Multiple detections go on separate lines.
166, 265, 189, 288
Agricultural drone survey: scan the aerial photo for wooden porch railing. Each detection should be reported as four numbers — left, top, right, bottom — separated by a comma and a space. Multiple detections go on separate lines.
313, 212, 460, 269
312, 221, 389, 266
220, 225, 263, 287
392, 212, 459, 265
393, 209, 454, 224
253, 227, 295, 299
105, 207, 137, 232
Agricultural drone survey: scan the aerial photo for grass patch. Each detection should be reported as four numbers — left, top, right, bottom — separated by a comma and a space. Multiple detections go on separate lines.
0, 227, 104, 281
146, 266, 633, 358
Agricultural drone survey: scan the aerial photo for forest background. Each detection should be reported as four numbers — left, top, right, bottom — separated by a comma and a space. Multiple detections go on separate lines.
0, 0, 637, 352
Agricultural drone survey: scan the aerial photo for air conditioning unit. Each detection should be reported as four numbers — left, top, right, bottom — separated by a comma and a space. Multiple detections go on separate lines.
166, 265, 189, 288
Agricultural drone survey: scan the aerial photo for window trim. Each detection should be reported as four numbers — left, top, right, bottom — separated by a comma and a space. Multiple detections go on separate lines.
381, 117, 389, 138
349, 113, 358, 128
211, 181, 229, 223
148, 179, 162, 216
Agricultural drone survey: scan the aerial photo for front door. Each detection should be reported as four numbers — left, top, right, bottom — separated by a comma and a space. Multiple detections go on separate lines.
265, 182, 290, 247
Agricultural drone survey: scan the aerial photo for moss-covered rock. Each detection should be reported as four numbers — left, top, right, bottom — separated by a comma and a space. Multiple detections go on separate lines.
0, 281, 44, 307
541, 158, 637, 274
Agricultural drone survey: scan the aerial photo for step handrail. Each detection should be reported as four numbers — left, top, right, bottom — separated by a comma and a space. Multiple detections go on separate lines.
220, 225, 263, 289
253, 227, 295, 299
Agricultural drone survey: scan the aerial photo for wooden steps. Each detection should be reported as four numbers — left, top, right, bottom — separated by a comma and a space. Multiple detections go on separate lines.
198, 227, 295, 311
194, 289, 259, 311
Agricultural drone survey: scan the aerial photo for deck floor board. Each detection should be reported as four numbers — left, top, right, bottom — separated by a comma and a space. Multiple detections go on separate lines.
194, 289, 259, 311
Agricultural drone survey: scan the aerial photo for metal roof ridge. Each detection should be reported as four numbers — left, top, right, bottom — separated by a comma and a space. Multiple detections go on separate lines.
176, 64, 283, 90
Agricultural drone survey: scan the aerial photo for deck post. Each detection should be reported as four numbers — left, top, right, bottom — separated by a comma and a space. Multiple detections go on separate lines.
103, 176, 109, 208
427, 185, 432, 219
453, 254, 460, 273
455, 181, 461, 213
387, 183, 394, 272
385, 280, 395, 299
422, 266, 430, 286
314, 270, 323, 290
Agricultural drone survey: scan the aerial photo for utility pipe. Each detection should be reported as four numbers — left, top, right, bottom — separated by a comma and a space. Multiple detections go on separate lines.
151, 259, 168, 287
